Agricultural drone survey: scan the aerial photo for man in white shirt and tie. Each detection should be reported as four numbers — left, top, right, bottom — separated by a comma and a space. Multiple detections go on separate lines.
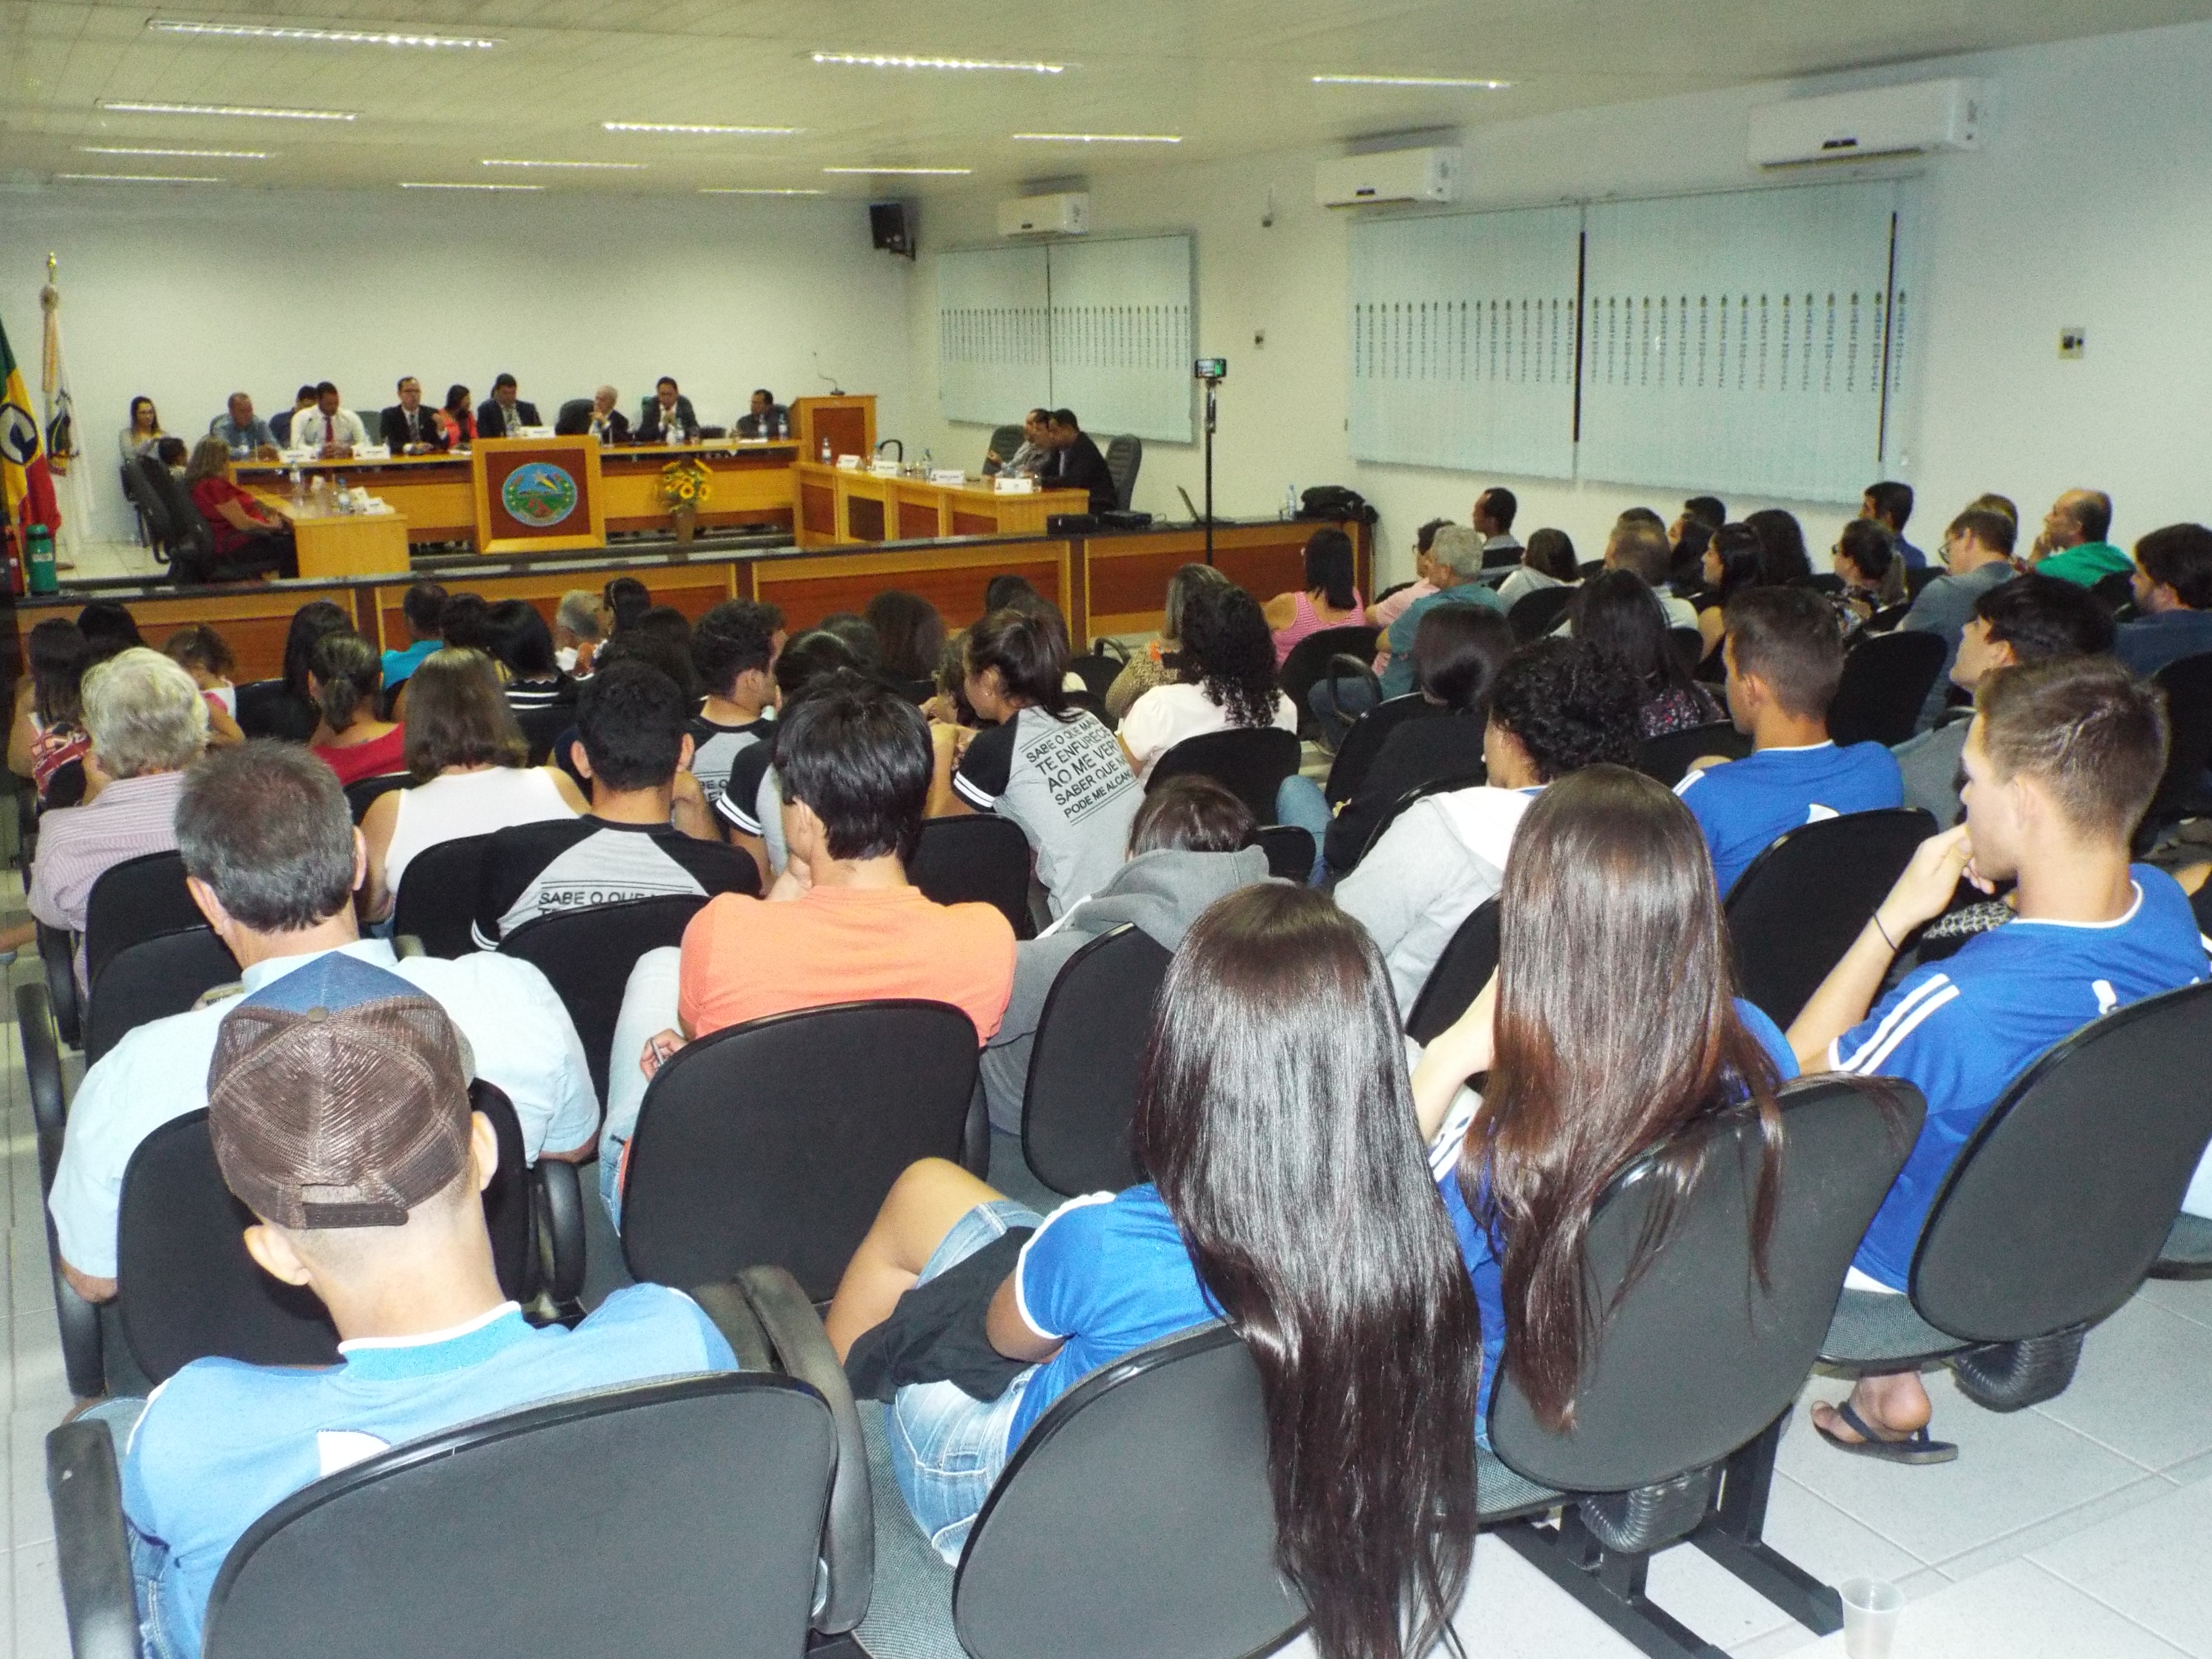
291, 382, 369, 458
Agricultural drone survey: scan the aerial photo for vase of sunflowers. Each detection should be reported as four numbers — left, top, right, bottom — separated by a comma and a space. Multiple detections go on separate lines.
660, 457, 712, 546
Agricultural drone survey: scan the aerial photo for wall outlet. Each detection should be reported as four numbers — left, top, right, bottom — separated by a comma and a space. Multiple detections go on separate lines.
2059, 327, 2086, 360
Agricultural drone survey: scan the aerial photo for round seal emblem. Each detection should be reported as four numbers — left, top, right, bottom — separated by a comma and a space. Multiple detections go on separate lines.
500, 461, 578, 528
0, 402, 39, 468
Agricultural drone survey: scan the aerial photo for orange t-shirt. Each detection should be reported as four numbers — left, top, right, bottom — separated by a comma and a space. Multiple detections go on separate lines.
678, 884, 1017, 1044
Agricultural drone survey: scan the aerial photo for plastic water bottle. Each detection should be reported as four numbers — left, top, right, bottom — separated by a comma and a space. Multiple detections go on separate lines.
332, 474, 349, 513
921, 447, 934, 477
289, 469, 305, 508
819, 436, 831, 464
25, 525, 57, 596
1283, 482, 1298, 520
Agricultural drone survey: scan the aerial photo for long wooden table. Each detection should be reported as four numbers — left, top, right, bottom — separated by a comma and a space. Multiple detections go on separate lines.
791, 461, 1090, 548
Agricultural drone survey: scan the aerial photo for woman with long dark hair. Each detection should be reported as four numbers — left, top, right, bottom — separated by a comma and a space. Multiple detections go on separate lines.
1118, 583, 1295, 781
236, 600, 351, 742
440, 384, 475, 448
1105, 560, 1233, 721
1745, 508, 1814, 587
1264, 527, 1366, 665
828, 884, 1481, 1659
119, 395, 163, 462
1574, 568, 1722, 738
307, 631, 405, 786
866, 589, 949, 696
1695, 521, 1768, 662
1411, 765, 1795, 1433
8, 619, 94, 807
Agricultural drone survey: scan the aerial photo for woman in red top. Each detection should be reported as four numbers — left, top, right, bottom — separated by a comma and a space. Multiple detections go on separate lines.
181, 438, 296, 583
308, 631, 406, 786
440, 384, 476, 448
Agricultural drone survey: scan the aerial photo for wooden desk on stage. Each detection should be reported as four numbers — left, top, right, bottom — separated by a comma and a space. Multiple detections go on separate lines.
793, 462, 1089, 549
250, 493, 413, 579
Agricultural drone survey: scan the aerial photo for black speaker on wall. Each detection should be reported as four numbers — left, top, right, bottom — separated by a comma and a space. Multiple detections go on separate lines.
870, 202, 915, 259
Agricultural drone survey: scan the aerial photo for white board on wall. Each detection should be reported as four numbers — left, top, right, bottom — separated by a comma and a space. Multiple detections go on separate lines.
937, 245, 1051, 431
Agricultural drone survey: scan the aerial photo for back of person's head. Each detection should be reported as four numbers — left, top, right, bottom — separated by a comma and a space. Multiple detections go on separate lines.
1605, 517, 1671, 585
82, 646, 207, 777
1836, 517, 1895, 585
602, 576, 652, 635
1487, 640, 1641, 781
634, 604, 694, 655
1301, 528, 1358, 609
76, 601, 144, 663
1049, 408, 1079, 432
1479, 487, 1518, 532
1975, 573, 2117, 662
1976, 656, 2166, 844
692, 599, 786, 699
775, 670, 932, 865
178, 741, 355, 930
863, 590, 947, 684
1524, 526, 1578, 581
772, 627, 860, 699
1684, 495, 1728, 530
1573, 568, 1685, 696
1428, 523, 1487, 581
576, 660, 686, 791
1415, 517, 1453, 560
1126, 775, 1257, 855
1132, 883, 1480, 1659
1863, 481, 1914, 531
27, 619, 91, 727
555, 588, 602, 643
483, 599, 558, 680
438, 592, 493, 654
1708, 522, 1767, 598
402, 581, 448, 640
1411, 603, 1513, 712
2134, 523, 2212, 611
816, 611, 883, 676
1162, 561, 1232, 645
1476, 764, 1784, 1430
1948, 506, 2018, 559
163, 623, 235, 681
1724, 586, 1845, 721
1969, 492, 2018, 524
1744, 508, 1812, 584
984, 573, 1044, 613
594, 627, 700, 705
308, 631, 382, 732
1671, 518, 1714, 579
1178, 582, 1279, 728
1617, 506, 1665, 530
964, 606, 1071, 713
402, 649, 526, 781
181, 435, 225, 482
281, 601, 351, 701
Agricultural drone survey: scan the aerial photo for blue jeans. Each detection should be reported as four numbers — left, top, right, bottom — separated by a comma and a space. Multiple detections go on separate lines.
888, 1198, 1047, 1563
1308, 678, 1377, 752
1273, 777, 1332, 885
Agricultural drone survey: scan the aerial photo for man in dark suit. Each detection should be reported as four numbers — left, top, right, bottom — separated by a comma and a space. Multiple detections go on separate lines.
587, 385, 632, 445
637, 376, 699, 445
1042, 408, 1117, 515
379, 377, 449, 454
477, 373, 541, 440
734, 387, 786, 439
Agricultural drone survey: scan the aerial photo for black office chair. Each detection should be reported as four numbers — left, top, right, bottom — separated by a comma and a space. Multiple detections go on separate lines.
147, 460, 219, 578
515, 703, 575, 767
120, 457, 172, 563
1403, 898, 1501, 1045
83, 927, 241, 1067
36, 919, 82, 1049
391, 833, 493, 958
1507, 585, 1575, 642
499, 895, 709, 1106
234, 680, 319, 743
621, 1000, 981, 1301
910, 814, 1034, 939
18, 978, 105, 1400
1903, 564, 1943, 600
1277, 625, 1379, 736
47, 1368, 842, 1659
1635, 720, 1750, 788
1067, 645, 1127, 702
1253, 823, 1313, 881
1724, 808, 1935, 1028
83, 850, 202, 998
1828, 630, 1948, 747
1021, 924, 1173, 1196
553, 397, 594, 435
1146, 728, 1302, 824
1349, 767, 1487, 869
1322, 693, 1441, 807
2140, 652, 2212, 847
342, 772, 410, 823
986, 423, 1025, 474
1104, 434, 1143, 512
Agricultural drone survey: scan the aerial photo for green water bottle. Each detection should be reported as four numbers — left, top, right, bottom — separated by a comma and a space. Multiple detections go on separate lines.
25, 525, 57, 596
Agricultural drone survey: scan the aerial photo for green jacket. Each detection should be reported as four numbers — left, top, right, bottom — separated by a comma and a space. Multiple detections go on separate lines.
2035, 541, 2130, 588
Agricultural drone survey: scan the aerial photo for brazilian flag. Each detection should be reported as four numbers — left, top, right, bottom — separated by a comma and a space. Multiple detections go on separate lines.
0, 312, 60, 536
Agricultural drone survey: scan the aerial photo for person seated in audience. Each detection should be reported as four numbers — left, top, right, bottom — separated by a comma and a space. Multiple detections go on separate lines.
181, 437, 297, 583
638, 376, 699, 445
1470, 485, 1523, 567
715, 629, 864, 878
1495, 526, 1580, 610
1039, 408, 1118, 515
1900, 505, 2019, 731
2028, 488, 2128, 587
599, 575, 652, 639
1118, 582, 1298, 781
307, 633, 405, 787
1105, 561, 1231, 722
688, 599, 784, 799
161, 625, 245, 747
482, 599, 573, 711
1600, 515, 1701, 632
865, 589, 948, 701
360, 649, 587, 921
101, 955, 731, 1658
1832, 516, 1907, 624
553, 588, 603, 675
1678, 588, 1904, 894
1373, 526, 1509, 700
27, 648, 207, 992
1746, 508, 1815, 584
1368, 518, 1451, 664
9, 618, 94, 809
156, 436, 189, 478
1894, 575, 2114, 828
1575, 567, 1722, 738
49, 742, 600, 1304
1338, 639, 1640, 1010
378, 375, 448, 454
472, 661, 749, 947
119, 395, 163, 462
269, 385, 317, 449
586, 384, 631, 445
1863, 480, 1926, 570
242, 601, 350, 744
1264, 527, 1367, 666
1669, 516, 1715, 592
2115, 522, 2212, 676
735, 386, 783, 438
1787, 656, 2205, 1462
475, 373, 538, 440
976, 777, 1270, 1132
1695, 524, 1790, 659
290, 382, 368, 457
1671, 493, 1728, 549
825, 884, 1483, 1659
437, 383, 475, 448
381, 581, 448, 691
1408, 765, 1796, 1441
437, 591, 493, 654
947, 605, 1143, 917
983, 408, 1051, 478
78, 601, 144, 663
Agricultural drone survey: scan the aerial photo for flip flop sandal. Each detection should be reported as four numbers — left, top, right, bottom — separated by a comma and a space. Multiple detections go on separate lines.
1814, 1397, 1959, 1465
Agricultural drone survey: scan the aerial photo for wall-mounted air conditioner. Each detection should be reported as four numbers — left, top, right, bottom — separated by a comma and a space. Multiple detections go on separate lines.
997, 192, 1090, 236
1315, 146, 1460, 208
1748, 79, 1985, 167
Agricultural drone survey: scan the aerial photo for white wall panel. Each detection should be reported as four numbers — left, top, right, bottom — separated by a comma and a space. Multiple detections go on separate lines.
935, 245, 1051, 429
1045, 235, 1194, 443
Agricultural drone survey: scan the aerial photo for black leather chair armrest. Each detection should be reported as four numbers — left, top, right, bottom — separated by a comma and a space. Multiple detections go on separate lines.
533, 1159, 587, 1308
50, 1240, 107, 1402
47, 1420, 142, 1659
38, 922, 81, 1050
684, 1280, 774, 1374
739, 1265, 874, 1635
19, 981, 68, 1188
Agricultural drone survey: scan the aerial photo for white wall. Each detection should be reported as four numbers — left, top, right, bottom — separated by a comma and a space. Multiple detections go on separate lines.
898, 19, 2212, 592
0, 186, 916, 541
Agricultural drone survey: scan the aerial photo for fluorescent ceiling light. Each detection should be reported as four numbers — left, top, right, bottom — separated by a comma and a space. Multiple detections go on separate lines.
148, 20, 498, 48
79, 145, 267, 158
605, 122, 798, 135
1011, 132, 1179, 144
57, 172, 223, 183
483, 158, 645, 170
101, 100, 356, 120
822, 165, 972, 175
400, 181, 543, 191
701, 187, 826, 195
812, 52, 1061, 73
1310, 74, 1511, 89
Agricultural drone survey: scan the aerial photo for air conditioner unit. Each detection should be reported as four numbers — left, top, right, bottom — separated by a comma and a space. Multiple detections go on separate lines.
1748, 78, 1985, 167
1315, 146, 1460, 209
997, 192, 1089, 236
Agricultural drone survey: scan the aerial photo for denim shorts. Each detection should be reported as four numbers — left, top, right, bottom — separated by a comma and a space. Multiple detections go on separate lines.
888, 1198, 1046, 1563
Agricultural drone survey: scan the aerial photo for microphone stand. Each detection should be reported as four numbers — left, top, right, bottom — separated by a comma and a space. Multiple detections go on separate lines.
1202, 375, 1219, 565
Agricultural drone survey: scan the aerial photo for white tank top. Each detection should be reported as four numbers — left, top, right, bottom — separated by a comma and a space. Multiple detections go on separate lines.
385, 766, 576, 895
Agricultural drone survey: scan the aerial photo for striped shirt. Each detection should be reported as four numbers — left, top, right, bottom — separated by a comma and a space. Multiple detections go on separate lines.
27, 770, 190, 996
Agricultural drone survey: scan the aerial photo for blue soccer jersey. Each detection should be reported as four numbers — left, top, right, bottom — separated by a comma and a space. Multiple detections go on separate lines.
1835, 868, 2210, 1289
1676, 741, 1906, 895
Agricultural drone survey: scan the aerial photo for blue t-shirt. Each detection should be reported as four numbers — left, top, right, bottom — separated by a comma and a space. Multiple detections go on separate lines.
123, 1286, 737, 1655
381, 638, 440, 687
1836, 868, 2210, 1289
1012, 1185, 1220, 1446
1677, 740, 1905, 895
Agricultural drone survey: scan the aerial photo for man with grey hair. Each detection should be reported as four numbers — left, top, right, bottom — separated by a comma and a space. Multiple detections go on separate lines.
586, 385, 630, 446
28, 646, 208, 995
554, 588, 603, 674
1376, 524, 1509, 698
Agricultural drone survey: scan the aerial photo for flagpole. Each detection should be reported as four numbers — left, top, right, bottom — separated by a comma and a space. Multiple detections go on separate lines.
39, 252, 91, 572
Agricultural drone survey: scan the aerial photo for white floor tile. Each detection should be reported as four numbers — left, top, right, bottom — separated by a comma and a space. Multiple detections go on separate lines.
2133, 1273, 2212, 1332
1450, 1531, 1645, 1659
2031, 1297, 2212, 1472
1761, 1470, 1931, 1585
11, 1412, 53, 1551
2030, 1475, 2212, 1657
1642, 1539, 1795, 1649
1795, 1558, 2187, 1657
13, 1538, 68, 1659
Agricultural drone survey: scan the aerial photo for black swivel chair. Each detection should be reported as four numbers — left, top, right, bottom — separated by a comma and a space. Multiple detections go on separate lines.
83, 850, 203, 996
120, 458, 173, 564
36, 920, 82, 1049
1635, 720, 1750, 789
1277, 625, 1379, 737
1724, 808, 1934, 1027
1507, 585, 1575, 642
146, 460, 220, 582
1252, 823, 1314, 881
910, 815, 1035, 939
391, 833, 493, 958
19, 978, 105, 1399
1021, 924, 1173, 1196
1103, 434, 1143, 512
83, 928, 242, 1066
342, 772, 410, 823
1403, 898, 1501, 1045
986, 423, 1025, 474
553, 397, 595, 435
233, 680, 319, 743
2139, 652, 2212, 848
514, 704, 576, 767
1349, 767, 1487, 869
498, 895, 709, 1106
1066, 643, 1127, 703
2152, 1212, 2212, 1279
1828, 630, 1949, 747
1322, 693, 1441, 807
1145, 728, 1303, 824
620, 1000, 981, 1301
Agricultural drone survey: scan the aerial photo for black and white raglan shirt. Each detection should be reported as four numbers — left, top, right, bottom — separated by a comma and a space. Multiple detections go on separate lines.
954, 706, 1142, 916
687, 711, 774, 803
473, 815, 759, 946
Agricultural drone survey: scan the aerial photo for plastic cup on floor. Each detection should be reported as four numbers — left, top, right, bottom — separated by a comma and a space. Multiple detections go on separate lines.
1839, 1576, 1904, 1659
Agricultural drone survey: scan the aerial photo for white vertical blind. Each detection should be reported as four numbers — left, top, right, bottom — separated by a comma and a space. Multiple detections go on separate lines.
936, 245, 1050, 429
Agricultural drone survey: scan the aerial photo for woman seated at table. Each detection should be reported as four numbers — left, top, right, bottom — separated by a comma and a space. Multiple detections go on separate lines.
1263, 527, 1366, 666
181, 437, 297, 584
439, 384, 475, 448
307, 630, 405, 786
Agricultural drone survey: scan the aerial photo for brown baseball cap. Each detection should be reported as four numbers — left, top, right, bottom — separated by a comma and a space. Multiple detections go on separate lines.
207, 953, 472, 1230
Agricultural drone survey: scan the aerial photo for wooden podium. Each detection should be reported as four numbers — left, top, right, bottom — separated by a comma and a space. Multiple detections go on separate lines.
792, 396, 876, 466
471, 436, 608, 555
